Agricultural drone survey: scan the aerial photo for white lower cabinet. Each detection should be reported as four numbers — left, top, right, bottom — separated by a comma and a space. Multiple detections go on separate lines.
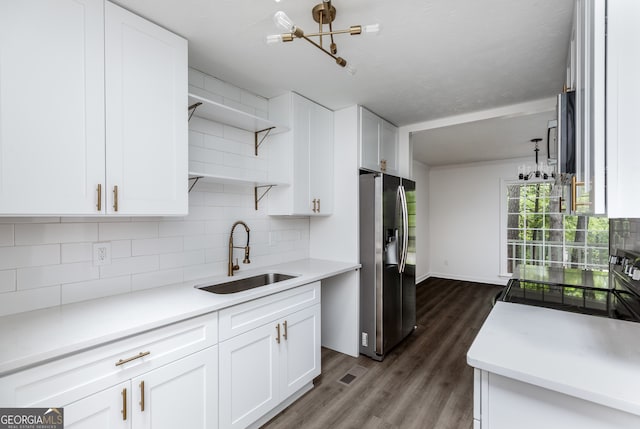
473, 369, 640, 429
218, 282, 321, 429
0, 313, 218, 429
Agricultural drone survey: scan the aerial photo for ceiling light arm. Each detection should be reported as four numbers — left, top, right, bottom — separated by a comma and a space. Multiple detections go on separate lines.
300, 34, 347, 67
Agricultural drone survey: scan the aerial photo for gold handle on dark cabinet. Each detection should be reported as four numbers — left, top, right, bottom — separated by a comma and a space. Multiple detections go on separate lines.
121, 388, 127, 421
283, 320, 288, 340
96, 184, 102, 211
113, 185, 119, 212
139, 381, 145, 412
275, 323, 281, 344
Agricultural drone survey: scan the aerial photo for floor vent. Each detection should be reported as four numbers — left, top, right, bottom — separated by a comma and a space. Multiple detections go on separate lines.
337, 365, 368, 386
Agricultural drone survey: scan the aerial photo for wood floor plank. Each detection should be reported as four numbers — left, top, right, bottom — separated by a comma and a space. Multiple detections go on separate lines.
262, 277, 502, 429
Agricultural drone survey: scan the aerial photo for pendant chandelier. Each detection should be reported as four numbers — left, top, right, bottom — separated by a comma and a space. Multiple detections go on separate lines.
266, 0, 380, 74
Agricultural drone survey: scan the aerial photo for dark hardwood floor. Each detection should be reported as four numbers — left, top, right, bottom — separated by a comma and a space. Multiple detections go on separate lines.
261, 277, 502, 429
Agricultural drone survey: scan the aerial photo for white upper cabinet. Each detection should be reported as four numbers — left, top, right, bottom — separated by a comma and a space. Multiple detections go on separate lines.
0, 0, 106, 215
268, 92, 334, 216
573, 0, 606, 215
606, 0, 640, 218
0, 0, 188, 216
105, 2, 188, 215
359, 107, 399, 175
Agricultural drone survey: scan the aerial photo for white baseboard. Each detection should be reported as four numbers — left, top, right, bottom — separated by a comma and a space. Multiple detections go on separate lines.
423, 271, 508, 286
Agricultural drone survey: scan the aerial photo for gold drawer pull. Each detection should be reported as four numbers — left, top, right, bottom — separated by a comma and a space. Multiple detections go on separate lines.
113, 185, 119, 212
96, 184, 102, 211
283, 320, 288, 340
139, 381, 145, 412
121, 388, 127, 421
275, 323, 281, 344
115, 351, 150, 367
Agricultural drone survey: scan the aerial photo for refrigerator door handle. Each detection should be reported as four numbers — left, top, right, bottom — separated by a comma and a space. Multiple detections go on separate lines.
396, 186, 403, 273
399, 185, 409, 273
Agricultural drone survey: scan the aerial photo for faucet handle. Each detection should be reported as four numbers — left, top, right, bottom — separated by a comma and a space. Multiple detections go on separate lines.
233, 258, 240, 271
243, 246, 251, 264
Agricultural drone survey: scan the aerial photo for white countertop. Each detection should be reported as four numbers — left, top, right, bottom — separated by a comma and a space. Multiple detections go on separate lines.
467, 301, 640, 416
0, 258, 359, 377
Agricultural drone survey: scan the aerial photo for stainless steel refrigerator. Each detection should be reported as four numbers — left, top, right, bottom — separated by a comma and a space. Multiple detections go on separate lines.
359, 171, 416, 361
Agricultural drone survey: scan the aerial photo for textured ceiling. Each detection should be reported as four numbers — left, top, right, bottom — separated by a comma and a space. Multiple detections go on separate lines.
111, 0, 574, 165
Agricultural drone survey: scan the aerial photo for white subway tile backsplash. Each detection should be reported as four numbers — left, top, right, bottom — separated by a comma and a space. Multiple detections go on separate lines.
188, 116, 224, 137
159, 250, 206, 269
18, 261, 99, 290
111, 240, 132, 258
240, 90, 269, 112
100, 255, 159, 278
204, 75, 241, 101
132, 269, 183, 292
0, 270, 16, 293
0, 285, 60, 317
0, 245, 60, 270
159, 221, 206, 237
61, 243, 93, 263
0, 225, 14, 246
222, 126, 253, 144
15, 223, 98, 245
132, 237, 183, 256
62, 276, 131, 305
224, 98, 254, 115
99, 222, 158, 241
188, 68, 206, 89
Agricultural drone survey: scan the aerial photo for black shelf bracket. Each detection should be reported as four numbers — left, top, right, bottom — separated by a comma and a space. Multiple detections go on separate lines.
188, 102, 202, 122
255, 127, 276, 156
254, 185, 276, 210
188, 176, 203, 192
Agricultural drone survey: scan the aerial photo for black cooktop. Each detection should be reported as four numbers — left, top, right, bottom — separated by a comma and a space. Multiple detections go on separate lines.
501, 267, 640, 323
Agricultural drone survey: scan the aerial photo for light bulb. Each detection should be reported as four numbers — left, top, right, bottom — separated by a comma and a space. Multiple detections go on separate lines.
363, 23, 381, 35
266, 34, 283, 44
273, 11, 295, 33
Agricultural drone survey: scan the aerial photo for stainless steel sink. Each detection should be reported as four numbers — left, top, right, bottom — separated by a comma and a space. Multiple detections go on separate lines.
197, 273, 298, 294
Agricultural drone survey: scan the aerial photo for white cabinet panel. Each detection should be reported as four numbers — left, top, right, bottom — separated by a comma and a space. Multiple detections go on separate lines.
280, 305, 321, 399
132, 347, 218, 429
219, 323, 279, 429
606, 0, 640, 218
65, 382, 129, 429
0, 0, 105, 215
105, 2, 188, 215
268, 93, 334, 216
359, 107, 399, 175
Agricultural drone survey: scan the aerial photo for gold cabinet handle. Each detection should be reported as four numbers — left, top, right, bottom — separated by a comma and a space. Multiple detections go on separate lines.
96, 184, 102, 211
380, 159, 387, 172
139, 381, 145, 412
570, 175, 590, 212
317, 199, 320, 213
121, 388, 127, 421
283, 320, 288, 341
312, 199, 317, 213
115, 351, 150, 367
113, 185, 119, 212
275, 323, 281, 344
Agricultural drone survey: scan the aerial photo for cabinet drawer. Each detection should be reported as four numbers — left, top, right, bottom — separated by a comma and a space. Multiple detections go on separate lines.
219, 282, 320, 341
0, 312, 217, 407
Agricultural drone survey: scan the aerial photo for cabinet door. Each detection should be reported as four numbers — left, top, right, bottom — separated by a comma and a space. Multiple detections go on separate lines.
132, 346, 218, 429
606, 0, 640, 218
574, 0, 605, 215
64, 382, 129, 429
360, 108, 380, 172
105, 2, 188, 215
380, 120, 399, 175
291, 94, 313, 215
280, 305, 321, 399
309, 103, 334, 215
219, 323, 280, 429
0, 0, 105, 215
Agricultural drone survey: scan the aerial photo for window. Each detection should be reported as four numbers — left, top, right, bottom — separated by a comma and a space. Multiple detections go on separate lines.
505, 182, 608, 273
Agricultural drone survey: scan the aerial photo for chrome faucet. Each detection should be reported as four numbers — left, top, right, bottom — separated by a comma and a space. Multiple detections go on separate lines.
228, 221, 250, 276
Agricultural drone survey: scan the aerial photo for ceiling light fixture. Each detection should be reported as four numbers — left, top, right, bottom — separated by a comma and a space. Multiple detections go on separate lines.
267, 0, 379, 74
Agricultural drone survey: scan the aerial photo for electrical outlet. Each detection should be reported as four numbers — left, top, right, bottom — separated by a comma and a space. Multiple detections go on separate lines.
93, 242, 111, 266
361, 332, 368, 347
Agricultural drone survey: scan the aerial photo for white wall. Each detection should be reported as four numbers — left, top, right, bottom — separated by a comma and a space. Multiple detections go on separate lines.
412, 161, 430, 283
427, 158, 527, 285
0, 69, 309, 317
